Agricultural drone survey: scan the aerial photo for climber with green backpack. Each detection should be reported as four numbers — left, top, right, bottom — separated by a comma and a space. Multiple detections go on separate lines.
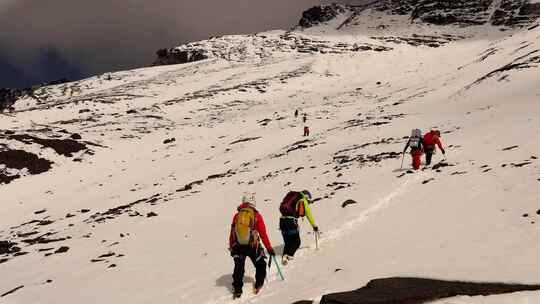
228, 193, 275, 299
279, 190, 319, 265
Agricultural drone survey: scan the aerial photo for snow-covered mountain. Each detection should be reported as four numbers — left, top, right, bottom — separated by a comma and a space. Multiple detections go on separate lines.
1, 1, 540, 303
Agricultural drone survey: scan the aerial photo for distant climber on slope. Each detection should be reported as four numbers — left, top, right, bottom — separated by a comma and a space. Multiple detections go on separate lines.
303, 126, 310, 136
228, 194, 275, 299
294, 109, 299, 119
279, 190, 318, 265
423, 128, 445, 166
403, 128, 424, 170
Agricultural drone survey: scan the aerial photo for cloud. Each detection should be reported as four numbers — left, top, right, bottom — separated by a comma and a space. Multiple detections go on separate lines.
0, 0, 318, 87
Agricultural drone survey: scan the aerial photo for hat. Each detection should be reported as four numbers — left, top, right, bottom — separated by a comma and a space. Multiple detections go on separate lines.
242, 192, 256, 206
301, 190, 312, 200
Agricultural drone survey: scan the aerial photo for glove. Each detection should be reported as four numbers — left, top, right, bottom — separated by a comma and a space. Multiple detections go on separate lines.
441, 149, 446, 155
313, 226, 319, 232
267, 249, 275, 256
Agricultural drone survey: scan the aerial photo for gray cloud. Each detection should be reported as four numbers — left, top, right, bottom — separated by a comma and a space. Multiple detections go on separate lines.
0, 0, 319, 86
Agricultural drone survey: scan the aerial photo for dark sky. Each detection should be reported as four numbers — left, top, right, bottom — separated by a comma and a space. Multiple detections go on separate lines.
0, 0, 326, 88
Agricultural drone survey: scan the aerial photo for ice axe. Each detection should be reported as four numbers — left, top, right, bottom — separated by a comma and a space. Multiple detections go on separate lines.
315, 231, 320, 250
271, 255, 285, 281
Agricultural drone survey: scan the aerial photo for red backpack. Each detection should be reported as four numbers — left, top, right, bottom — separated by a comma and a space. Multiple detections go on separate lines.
279, 191, 303, 217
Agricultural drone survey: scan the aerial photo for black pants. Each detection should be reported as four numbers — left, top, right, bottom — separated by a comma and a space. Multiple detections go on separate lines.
280, 217, 301, 257
232, 245, 267, 294
425, 148, 434, 165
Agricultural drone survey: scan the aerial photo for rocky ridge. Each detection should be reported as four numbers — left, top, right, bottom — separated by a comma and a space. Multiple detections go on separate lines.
349, 0, 540, 27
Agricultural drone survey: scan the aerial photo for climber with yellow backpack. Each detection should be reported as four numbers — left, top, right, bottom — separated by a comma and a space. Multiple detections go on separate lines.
228, 193, 275, 299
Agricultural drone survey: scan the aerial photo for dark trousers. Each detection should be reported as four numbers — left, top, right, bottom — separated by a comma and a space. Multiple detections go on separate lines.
425, 147, 434, 165
280, 217, 301, 256
232, 245, 267, 294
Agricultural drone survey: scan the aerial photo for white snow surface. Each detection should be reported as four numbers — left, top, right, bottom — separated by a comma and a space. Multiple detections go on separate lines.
1, 9, 540, 304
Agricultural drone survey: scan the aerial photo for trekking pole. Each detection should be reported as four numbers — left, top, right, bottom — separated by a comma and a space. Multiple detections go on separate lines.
271, 255, 285, 281
400, 152, 405, 169
266, 255, 272, 283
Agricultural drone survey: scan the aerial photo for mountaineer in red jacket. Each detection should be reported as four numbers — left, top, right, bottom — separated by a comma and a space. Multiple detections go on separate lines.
228, 194, 275, 299
423, 129, 445, 166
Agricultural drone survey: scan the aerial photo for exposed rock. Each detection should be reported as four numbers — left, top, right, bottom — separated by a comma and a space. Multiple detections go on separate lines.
1, 285, 24, 298
0, 87, 34, 112
21, 235, 68, 245
163, 138, 176, 144
54, 246, 70, 254
0, 241, 20, 254
0, 149, 53, 184
366, 0, 539, 27
70, 133, 82, 140
341, 199, 358, 208
98, 252, 115, 258
319, 277, 540, 304
9, 134, 87, 157
502, 145, 519, 151
153, 48, 208, 66
299, 4, 347, 28
422, 178, 435, 184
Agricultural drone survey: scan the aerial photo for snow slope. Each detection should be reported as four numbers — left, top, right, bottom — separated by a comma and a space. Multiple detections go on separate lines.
1, 3, 540, 304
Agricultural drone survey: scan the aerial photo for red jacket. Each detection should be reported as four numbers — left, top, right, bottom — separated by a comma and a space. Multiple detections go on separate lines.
423, 131, 443, 151
229, 203, 273, 251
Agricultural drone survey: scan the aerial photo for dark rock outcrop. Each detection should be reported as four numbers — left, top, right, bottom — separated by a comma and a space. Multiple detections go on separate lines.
319, 277, 540, 304
492, 0, 540, 26
152, 48, 208, 66
0, 150, 52, 174
299, 4, 347, 28
341, 199, 358, 208
9, 134, 87, 157
0, 88, 29, 113
368, 0, 539, 27
0, 241, 20, 254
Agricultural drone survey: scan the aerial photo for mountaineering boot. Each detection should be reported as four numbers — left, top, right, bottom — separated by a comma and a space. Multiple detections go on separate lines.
282, 254, 294, 265
253, 286, 263, 295
233, 292, 242, 300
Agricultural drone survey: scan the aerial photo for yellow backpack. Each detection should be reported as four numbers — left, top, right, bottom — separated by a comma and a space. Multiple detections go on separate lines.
235, 207, 258, 246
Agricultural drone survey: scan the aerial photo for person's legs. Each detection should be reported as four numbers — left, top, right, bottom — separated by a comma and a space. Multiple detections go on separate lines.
288, 232, 301, 256
412, 151, 421, 170
249, 249, 267, 290
232, 254, 247, 295
280, 217, 299, 257
425, 151, 433, 166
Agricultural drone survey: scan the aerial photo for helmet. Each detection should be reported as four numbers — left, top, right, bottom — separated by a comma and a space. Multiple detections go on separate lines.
301, 190, 312, 200
242, 192, 256, 206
